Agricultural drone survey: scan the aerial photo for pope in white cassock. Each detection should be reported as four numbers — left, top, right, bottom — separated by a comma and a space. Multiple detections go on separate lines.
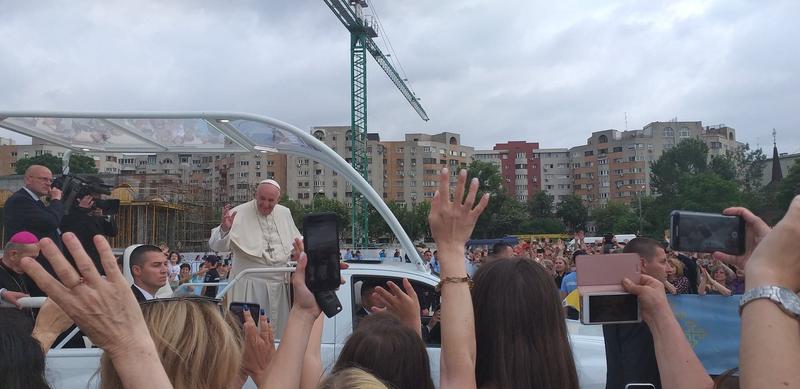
208, 179, 301, 336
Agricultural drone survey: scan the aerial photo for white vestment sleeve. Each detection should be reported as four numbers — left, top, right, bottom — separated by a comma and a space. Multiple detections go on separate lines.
208, 225, 231, 252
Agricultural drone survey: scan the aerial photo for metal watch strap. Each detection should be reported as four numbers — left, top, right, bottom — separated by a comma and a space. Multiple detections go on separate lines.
739, 285, 800, 319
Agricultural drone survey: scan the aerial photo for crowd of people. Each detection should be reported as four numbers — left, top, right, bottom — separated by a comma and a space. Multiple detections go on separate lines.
2, 164, 800, 389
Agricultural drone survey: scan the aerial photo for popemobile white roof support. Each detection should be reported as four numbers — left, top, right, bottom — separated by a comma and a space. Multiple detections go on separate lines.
0, 111, 425, 270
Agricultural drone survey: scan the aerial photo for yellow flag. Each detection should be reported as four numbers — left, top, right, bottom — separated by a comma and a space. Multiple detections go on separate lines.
563, 289, 581, 312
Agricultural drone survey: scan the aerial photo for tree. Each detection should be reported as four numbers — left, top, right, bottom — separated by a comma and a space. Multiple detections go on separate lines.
709, 155, 736, 181
15, 154, 62, 174
15, 153, 98, 175
310, 196, 351, 235
556, 194, 588, 232
464, 160, 527, 238
776, 160, 800, 217
650, 139, 709, 196
279, 195, 307, 231
527, 191, 555, 218
520, 217, 567, 234
591, 201, 639, 234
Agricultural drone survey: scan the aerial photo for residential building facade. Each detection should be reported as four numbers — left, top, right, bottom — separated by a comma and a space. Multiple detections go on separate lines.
492, 141, 541, 202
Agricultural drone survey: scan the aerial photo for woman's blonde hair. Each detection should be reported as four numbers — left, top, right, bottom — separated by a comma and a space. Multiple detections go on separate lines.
318, 367, 391, 389
668, 257, 685, 278
99, 299, 242, 389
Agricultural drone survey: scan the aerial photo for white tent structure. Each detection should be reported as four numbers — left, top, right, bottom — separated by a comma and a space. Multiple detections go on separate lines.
0, 111, 424, 268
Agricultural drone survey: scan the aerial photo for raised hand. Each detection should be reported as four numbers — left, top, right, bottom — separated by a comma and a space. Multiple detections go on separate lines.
20, 233, 172, 389
241, 308, 276, 384
371, 278, 422, 337
743, 195, 800, 291
712, 207, 770, 270
221, 204, 237, 233
291, 245, 322, 320
428, 168, 489, 268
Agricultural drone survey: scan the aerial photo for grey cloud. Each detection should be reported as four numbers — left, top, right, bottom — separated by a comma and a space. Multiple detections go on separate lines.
0, 0, 797, 155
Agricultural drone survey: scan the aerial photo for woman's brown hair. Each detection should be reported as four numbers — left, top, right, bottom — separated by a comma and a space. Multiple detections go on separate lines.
99, 299, 242, 389
333, 312, 433, 389
472, 257, 580, 389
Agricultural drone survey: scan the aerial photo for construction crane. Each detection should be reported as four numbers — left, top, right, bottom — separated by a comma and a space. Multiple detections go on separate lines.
323, 0, 429, 248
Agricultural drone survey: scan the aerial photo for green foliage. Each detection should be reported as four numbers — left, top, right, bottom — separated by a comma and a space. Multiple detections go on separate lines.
527, 191, 555, 218
649, 139, 709, 196
466, 160, 505, 194
709, 155, 736, 181
279, 195, 307, 230
520, 217, 567, 234
310, 196, 351, 234
15, 153, 98, 175
556, 194, 589, 232
776, 160, 800, 216
591, 201, 640, 234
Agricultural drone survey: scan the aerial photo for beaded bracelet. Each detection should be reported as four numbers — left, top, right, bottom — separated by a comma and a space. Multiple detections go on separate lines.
436, 276, 474, 292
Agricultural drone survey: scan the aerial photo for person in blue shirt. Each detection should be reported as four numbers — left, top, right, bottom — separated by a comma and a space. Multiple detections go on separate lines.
378, 249, 386, 260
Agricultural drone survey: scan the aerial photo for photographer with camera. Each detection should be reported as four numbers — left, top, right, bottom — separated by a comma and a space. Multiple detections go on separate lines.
59, 176, 118, 275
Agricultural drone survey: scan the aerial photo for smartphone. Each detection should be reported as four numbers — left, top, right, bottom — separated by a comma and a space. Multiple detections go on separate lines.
229, 302, 260, 326
581, 292, 640, 325
303, 212, 342, 292
576, 253, 642, 325
625, 384, 656, 389
670, 210, 745, 255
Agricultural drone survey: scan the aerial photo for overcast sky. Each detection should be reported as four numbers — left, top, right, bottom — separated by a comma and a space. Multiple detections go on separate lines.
0, 0, 798, 154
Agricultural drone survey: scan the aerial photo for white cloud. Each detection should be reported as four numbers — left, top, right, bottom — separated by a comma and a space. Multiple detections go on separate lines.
0, 0, 797, 154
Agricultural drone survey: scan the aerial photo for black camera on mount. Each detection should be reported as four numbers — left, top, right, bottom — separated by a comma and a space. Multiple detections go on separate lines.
52, 175, 120, 216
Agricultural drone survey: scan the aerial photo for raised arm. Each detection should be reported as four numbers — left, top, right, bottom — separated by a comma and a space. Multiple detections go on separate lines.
735, 197, 800, 388
623, 275, 713, 389
430, 168, 489, 389
258, 238, 321, 389
21, 233, 173, 389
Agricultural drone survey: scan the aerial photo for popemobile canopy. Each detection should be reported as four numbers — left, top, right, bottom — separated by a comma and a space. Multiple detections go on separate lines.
0, 111, 424, 269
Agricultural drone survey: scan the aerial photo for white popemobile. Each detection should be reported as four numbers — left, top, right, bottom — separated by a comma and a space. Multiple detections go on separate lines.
0, 112, 607, 388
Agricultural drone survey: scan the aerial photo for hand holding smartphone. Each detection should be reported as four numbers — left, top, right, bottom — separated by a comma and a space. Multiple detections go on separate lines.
670, 210, 745, 255
576, 253, 642, 325
230, 302, 261, 327
303, 213, 343, 317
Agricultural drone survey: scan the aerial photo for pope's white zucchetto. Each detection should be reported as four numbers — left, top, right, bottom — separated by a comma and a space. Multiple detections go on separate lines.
259, 179, 281, 191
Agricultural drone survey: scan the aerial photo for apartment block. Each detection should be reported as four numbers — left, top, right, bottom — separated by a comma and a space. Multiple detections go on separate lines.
492, 141, 541, 202
534, 148, 572, 204
383, 132, 473, 206
570, 121, 741, 208
286, 126, 384, 206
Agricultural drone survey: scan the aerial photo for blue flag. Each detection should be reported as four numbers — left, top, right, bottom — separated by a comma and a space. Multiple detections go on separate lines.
667, 294, 741, 375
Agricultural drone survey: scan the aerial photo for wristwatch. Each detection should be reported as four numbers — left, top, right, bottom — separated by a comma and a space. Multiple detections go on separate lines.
739, 286, 800, 319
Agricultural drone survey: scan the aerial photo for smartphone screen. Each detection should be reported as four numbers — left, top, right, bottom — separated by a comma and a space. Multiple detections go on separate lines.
303, 212, 341, 292
670, 211, 745, 255
587, 293, 639, 324
229, 302, 260, 326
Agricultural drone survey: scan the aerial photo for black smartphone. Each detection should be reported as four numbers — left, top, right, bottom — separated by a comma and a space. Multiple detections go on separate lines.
581, 293, 640, 325
229, 302, 260, 326
670, 210, 745, 255
303, 212, 341, 292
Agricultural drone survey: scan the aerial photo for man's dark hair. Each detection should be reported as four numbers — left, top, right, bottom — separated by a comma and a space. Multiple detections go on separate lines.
623, 237, 663, 262
492, 242, 512, 255
179, 263, 191, 270
360, 280, 385, 297
423, 249, 432, 255
572, 249, 587, 262
129, 245, 163, 271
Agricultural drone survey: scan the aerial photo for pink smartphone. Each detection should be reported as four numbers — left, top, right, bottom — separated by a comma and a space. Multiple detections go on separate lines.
575, 253, 642, 325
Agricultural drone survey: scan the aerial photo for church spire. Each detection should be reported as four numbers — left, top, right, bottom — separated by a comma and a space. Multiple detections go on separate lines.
770, 128, 783, 185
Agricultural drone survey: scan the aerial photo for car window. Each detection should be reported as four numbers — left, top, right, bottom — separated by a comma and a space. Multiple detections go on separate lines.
351, 275, 441, 348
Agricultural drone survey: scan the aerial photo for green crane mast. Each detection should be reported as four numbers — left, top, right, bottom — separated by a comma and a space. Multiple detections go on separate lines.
323, 0, 429, 248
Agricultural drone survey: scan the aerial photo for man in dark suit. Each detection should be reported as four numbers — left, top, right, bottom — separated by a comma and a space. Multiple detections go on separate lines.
3, 165, 63, 295
60, 176, 117, 275
129, 245, 169, 303
353, 281, 385, 329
